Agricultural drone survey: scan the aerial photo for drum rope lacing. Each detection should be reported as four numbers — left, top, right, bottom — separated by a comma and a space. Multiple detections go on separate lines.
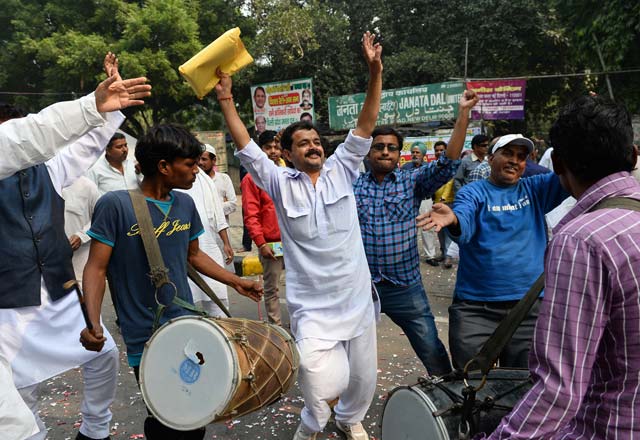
223, 320, 297, 415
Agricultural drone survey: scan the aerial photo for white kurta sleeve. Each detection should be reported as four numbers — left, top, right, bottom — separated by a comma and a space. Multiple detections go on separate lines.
45, 111, 125, 195
0, 93, 107, 179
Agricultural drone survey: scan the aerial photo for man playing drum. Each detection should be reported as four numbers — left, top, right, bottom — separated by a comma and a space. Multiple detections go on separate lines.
79, 124, 263, 440
216, 32, 383, 440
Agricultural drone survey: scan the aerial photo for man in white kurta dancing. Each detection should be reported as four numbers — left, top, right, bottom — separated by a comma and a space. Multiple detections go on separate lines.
216, 32, 383, 440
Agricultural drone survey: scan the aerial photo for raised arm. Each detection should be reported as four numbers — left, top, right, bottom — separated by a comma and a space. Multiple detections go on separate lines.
354, 31, 383, 139
445, 89, 479, 160
0, 53, 151, 179
215, 69, 251, 150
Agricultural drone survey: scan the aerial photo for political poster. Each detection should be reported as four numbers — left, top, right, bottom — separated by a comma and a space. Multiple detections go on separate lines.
400, 127, 482, 167
328, 81, 465, 130
251, 78, 314, 133
467, 80, 527, 120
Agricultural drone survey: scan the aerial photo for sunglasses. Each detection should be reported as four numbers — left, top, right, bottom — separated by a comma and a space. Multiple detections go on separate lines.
371, 143, 400, 152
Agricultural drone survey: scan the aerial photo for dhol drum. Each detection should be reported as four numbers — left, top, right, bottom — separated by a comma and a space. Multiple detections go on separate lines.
139, 316, 299, 431
381, 369, 532, 439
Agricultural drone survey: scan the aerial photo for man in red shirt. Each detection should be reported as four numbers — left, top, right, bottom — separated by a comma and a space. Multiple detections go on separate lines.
241, 130, 284, 325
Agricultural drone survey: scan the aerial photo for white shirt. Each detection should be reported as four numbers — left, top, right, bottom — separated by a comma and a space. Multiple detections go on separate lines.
0, 93, 106, 179
86, 156, 139, 195
176, 172, 229, 301
538, 147, 554, 171
62, 176, 100, 280
235, 130, 375, 341
210, 171, 237, 219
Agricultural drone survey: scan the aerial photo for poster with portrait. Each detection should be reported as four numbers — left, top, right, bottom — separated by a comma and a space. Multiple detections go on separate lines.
251, 78, 314, 134
400, 127, 482, 167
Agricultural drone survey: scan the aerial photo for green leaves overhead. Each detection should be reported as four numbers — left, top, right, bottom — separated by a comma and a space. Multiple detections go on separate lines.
0, 0, 637, 136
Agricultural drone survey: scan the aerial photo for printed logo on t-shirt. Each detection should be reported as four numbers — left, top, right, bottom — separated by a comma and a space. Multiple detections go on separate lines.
487, 196, 531, 213
126, 219, 192, 238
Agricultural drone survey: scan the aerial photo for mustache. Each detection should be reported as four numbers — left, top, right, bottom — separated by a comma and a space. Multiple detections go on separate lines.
305, 149, 322, 157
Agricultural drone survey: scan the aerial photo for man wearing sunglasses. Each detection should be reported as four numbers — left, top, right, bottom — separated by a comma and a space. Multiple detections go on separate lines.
352, 90, 478, 376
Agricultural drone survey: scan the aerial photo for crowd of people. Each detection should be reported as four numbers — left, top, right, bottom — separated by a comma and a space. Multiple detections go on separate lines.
0, 31, 639, 440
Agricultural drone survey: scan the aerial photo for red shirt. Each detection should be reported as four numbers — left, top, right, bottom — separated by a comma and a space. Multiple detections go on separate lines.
241, 173, 281, 247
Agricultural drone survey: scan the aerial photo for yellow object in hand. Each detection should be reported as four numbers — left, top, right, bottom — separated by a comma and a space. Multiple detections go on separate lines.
179, 27, 253, 99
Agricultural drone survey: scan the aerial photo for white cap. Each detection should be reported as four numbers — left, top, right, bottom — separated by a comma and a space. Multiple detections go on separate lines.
491, 134, 534, 155
204, 143, 216, 156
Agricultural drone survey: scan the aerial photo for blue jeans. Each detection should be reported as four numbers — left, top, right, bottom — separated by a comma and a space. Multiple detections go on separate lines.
375, 281, 452, 376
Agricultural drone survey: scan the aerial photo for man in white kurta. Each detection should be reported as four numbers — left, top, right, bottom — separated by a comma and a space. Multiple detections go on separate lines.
176, 170, 233, 316
63, 176, 101, 282
86, 135, 139, 195
216, 32, 383, 440
0, 67, 151, 440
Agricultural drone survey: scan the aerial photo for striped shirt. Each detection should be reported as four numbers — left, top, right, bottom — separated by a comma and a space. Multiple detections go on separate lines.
354, 157, 460, 286
487, 172, 640, 439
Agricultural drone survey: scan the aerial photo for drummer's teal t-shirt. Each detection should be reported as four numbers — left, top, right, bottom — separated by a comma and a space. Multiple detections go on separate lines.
88, 190, 204, 366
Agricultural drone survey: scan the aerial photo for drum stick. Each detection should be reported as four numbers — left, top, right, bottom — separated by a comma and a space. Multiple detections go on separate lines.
257, 274, 263, 321
63, 280, 93, 330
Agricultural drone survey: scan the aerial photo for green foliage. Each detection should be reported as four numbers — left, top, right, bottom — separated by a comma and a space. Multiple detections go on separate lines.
0, 0, 637, 136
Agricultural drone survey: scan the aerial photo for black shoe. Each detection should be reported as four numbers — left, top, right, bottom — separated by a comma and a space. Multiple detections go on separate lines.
76, 432, 110, 440
443, 257, 453, 269
425, 258, 439, 267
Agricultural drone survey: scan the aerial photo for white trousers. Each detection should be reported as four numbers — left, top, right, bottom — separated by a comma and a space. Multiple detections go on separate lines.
0, 355, 38, 440
19, 347, 119, 440
419, 199, 438, 259
297, 323, 377, 433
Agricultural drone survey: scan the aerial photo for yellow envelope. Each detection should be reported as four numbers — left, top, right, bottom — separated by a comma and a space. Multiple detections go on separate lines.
179, 27, 253, 99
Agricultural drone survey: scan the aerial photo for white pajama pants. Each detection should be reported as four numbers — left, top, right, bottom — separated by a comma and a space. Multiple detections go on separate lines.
297, 323, 377, 433
19, 347, 119, 440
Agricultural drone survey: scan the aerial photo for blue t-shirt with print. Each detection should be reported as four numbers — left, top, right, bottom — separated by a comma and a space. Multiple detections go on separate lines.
452, 173, 568, 302
88, 190, 204, 366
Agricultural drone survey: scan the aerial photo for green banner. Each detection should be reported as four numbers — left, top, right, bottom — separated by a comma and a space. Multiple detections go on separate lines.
328, 81, 465, 130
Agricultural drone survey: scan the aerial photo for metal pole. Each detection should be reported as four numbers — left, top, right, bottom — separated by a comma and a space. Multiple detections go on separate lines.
593, 34, 614, 100
464, 37, 469, 80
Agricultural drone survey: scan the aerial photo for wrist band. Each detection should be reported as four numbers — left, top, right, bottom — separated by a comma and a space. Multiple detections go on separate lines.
259, 243, 268, 249
218, 95, 233, 101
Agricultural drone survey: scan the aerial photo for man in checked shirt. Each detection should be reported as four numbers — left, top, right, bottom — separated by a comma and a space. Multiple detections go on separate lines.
353, 89, 478, 376
483, 95, 640, 439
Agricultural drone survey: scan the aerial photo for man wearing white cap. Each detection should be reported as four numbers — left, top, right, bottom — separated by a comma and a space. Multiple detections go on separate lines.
419, 134, 568, 369
198, 143, 237, 223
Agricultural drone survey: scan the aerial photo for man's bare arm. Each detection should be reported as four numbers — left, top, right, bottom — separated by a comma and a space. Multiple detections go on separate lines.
214, 70, 251, 150
445, 90, 479, 160
79, 240, 112, 352
354, 31, 383, 139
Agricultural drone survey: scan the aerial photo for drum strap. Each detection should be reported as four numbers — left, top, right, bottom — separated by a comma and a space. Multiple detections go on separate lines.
186, 263, 232, 317
465, 196, 640, 378
128, 190, 209, 331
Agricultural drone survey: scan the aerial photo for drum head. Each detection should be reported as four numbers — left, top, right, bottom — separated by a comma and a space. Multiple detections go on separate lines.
381, 386, 449, 440
140, 316, 238, 430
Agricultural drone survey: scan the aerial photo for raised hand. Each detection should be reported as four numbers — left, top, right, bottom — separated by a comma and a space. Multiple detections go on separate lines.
103, 51, 120, 80
416, 203, 456, 232
460, 89, 479, 110
94, 75, 151, 113
214, 67, 233, 100
362, 31, 383, 72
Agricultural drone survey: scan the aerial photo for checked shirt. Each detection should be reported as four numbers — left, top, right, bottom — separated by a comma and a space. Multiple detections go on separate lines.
354, 157, 460, 286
